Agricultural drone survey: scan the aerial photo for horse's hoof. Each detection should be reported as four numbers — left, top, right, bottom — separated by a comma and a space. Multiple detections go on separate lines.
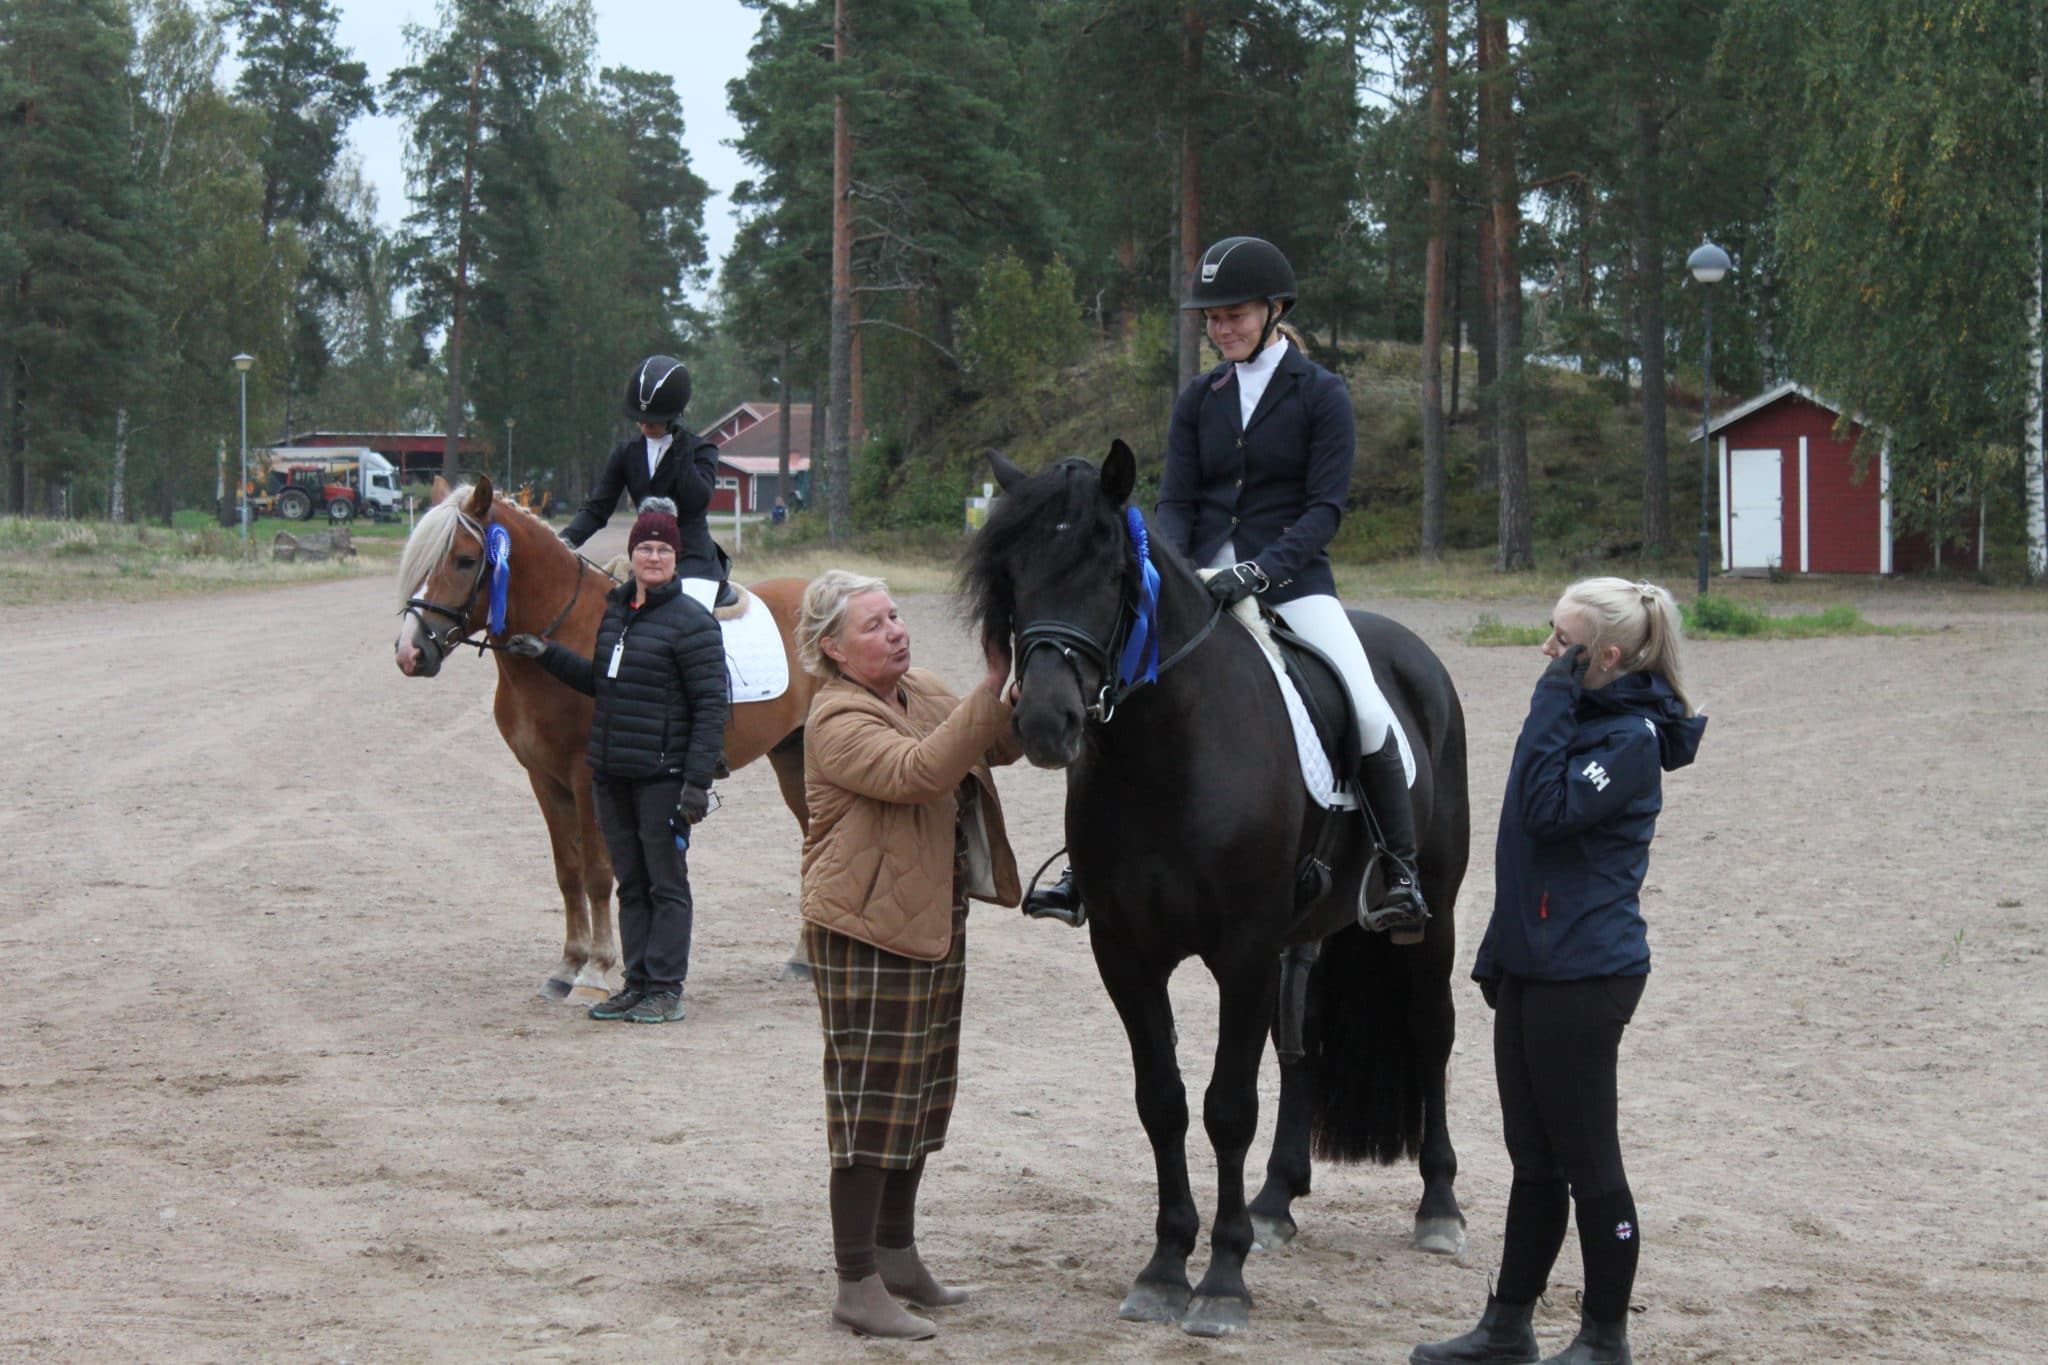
1180, 1295, 1250, 1337
1116, 1281, 1190, 1324
1250, 1211, 1297, 1251
565, 983, 610, 1004
537, 977, 574, 1001
1414, 1216, 1467, 1257
775, 958, 812, 983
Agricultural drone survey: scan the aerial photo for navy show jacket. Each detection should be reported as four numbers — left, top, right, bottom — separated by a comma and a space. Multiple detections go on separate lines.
1154, 341, 1354, 605
563, 428, 724, 583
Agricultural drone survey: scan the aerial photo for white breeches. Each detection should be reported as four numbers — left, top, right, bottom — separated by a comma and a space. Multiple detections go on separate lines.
678, 576, 719, 610
1210, 544, 1414, 785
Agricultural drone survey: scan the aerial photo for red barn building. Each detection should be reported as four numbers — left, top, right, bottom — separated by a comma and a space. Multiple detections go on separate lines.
1701, 382, 1980, 575
278, 430, 489, 485
701, 402, 813, 515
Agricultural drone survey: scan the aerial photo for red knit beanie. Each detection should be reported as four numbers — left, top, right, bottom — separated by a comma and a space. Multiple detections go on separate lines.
628, 497, 682, 554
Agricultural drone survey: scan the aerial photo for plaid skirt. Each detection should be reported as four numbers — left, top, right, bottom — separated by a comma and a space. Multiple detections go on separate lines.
803, 904, 969, 1169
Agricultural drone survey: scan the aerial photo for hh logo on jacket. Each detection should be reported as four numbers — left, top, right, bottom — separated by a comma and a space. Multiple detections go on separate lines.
1581, 759, 1610, 791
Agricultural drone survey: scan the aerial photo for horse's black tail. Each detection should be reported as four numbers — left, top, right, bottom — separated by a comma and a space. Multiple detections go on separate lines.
1306, 923, 1425, 1165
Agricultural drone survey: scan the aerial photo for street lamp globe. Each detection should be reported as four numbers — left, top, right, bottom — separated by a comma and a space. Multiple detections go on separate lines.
1687, 242, 1731, 286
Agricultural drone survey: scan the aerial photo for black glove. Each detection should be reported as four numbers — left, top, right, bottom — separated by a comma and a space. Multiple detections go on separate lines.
1206, 561, 1268, 607
677, 784, 712, 825
1544, 643, 1589, 686
1478, 976, 1500, 1010
505, 634, 547, 658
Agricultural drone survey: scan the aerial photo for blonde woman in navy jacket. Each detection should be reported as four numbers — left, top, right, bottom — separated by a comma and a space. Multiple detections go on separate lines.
1413, 577, 1704, 1365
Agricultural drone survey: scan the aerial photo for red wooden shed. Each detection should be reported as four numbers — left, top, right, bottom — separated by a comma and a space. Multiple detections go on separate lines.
1700, 381, 1980, 575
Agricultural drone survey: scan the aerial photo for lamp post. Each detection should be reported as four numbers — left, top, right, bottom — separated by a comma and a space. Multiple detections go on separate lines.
1687, 241, 1731, 597
504, 417, 516, 491
232, 353, 255, 541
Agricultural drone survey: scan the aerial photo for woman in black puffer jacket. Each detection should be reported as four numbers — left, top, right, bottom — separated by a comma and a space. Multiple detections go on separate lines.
509, 498, 729, 1023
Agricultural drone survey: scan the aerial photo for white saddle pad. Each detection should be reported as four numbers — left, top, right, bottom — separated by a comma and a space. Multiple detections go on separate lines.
719, 594, 790, 703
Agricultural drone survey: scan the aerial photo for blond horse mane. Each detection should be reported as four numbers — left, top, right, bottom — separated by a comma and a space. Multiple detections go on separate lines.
396, 484, 563, 603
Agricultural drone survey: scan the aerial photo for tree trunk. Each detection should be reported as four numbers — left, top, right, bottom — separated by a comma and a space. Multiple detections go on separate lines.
1481, 5, 1530, 571
2027, 45, 2046, 580
1473, 203, 1498, 492
826, 0, 854, 541
444, 50, 485, 486
1419, 0, 1451, 561
1635, 99, 1671, 556
8, 328, 26, 515
1449, 221, 1464, 425
109, 407, 129, 522
1175, 4, 1206, 388
777, 338, 793, 510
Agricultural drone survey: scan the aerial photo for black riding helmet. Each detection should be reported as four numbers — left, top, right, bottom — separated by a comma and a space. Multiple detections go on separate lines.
622, 354, 691, 426
1181, 236, 1297, 313
1182, 236, 1297, 361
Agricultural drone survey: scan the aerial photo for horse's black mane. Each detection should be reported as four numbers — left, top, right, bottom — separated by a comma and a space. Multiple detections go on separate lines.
960, 457, 1128, 646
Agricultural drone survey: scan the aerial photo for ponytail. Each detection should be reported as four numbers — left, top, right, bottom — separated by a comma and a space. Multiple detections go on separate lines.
1558, 576, 1694, 716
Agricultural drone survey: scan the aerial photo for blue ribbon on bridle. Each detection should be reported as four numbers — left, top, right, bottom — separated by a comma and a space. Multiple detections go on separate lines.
485, 523, 512, 635
1116, 506, 1161, 688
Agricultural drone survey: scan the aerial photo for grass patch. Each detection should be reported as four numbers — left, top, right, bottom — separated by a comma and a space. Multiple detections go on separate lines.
0, 515, 388, 608
1681, 597, 1905, 639
1465, 612, 1549, 646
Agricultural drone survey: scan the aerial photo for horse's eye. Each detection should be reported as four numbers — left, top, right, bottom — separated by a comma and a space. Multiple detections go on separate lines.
454, 556, 478, 571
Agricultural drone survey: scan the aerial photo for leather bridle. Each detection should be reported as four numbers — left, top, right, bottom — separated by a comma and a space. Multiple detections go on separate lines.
400, 509, 593, 658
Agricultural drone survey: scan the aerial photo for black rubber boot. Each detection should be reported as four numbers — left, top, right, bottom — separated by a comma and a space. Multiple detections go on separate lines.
1357, 734, 1429, 935
1021, 866, 1085, 927
1409, 1295, 1539, 1364
1537, 1314, 1630, 1365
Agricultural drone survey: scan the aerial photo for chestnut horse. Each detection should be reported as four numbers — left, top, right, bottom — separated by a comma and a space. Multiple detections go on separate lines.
392, 478, 817, 1000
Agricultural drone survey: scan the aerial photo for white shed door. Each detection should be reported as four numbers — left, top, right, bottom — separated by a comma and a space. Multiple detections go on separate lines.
1728, 448, 1783, 569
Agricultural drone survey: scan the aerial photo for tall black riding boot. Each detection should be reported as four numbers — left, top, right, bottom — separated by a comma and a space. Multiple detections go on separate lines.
1357, 733, 1429, 936
1409, 1295, 1539, 1364
1021, 866, 1085, 927
1537, 1313, 1630, 1365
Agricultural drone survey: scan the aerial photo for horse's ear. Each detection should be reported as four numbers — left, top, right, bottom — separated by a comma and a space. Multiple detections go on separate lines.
428, 475, 450, 507
465, 475, 493, 518
1101, 440, 1136, 507
987, 448, 1026, 492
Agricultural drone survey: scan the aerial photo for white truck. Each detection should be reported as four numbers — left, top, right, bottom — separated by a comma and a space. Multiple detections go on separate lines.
261, 446, 404, 522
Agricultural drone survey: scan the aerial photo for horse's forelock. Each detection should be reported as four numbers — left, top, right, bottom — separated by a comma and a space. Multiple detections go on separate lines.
395, 488, 476, 603
961, 458, 1128, 641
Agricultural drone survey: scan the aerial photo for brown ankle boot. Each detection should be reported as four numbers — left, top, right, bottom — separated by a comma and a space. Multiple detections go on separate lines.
876, 1243, 970, 1308
831, 1273, 937, 1339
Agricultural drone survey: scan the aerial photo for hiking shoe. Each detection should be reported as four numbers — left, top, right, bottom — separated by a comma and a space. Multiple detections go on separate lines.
587, 987, 645, 1021
624, 990, 685, 1023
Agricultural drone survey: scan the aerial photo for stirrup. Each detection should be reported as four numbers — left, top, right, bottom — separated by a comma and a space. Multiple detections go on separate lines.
1021, 865, 1086, 928
1358, 863, 1430, 938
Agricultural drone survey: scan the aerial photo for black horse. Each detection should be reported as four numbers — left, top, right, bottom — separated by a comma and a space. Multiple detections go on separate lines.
964, 444, 1470, 1337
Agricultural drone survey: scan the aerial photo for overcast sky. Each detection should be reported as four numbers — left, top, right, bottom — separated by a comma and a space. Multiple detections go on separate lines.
325, 0, 761, 300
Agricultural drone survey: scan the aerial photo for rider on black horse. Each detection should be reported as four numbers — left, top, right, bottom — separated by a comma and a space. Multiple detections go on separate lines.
1022, 236, 1428, 938
561, 355, 731, 610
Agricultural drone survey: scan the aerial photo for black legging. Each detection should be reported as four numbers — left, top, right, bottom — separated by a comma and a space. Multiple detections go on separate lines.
1492, 973, 1647, 1324
593, 776, 694, 994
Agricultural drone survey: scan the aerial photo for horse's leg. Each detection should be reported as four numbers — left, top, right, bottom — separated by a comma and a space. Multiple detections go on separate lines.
764, 731, 811, 982
1181, 945, 1282, 1338
569, 769, 618, 1003
1250, 1050, 1315, 1251
1411, 933, 1465, 1255
522, 769, 590, 1000
1094, 949, 1198, 1325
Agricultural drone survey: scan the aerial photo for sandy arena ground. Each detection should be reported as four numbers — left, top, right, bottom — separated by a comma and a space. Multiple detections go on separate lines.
2, 549, 2044, 1363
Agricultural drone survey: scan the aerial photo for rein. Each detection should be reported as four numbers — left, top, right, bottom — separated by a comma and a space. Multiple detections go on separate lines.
401, 509, 597, 657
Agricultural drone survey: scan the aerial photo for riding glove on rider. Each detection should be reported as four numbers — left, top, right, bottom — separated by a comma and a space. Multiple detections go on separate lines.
1206, 561, 1268, 607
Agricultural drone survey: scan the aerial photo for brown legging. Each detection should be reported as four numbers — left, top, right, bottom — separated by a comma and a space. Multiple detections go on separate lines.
829, 1159, 927, 1281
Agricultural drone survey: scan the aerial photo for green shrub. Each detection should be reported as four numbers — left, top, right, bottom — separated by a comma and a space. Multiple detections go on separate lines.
1467, 613, 1548, 646
958, 252, 1090, 392
1683, 594, 1769, 636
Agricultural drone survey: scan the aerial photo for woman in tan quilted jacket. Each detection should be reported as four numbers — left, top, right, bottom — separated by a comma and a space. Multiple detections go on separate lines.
794, 569, 1022, 1340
